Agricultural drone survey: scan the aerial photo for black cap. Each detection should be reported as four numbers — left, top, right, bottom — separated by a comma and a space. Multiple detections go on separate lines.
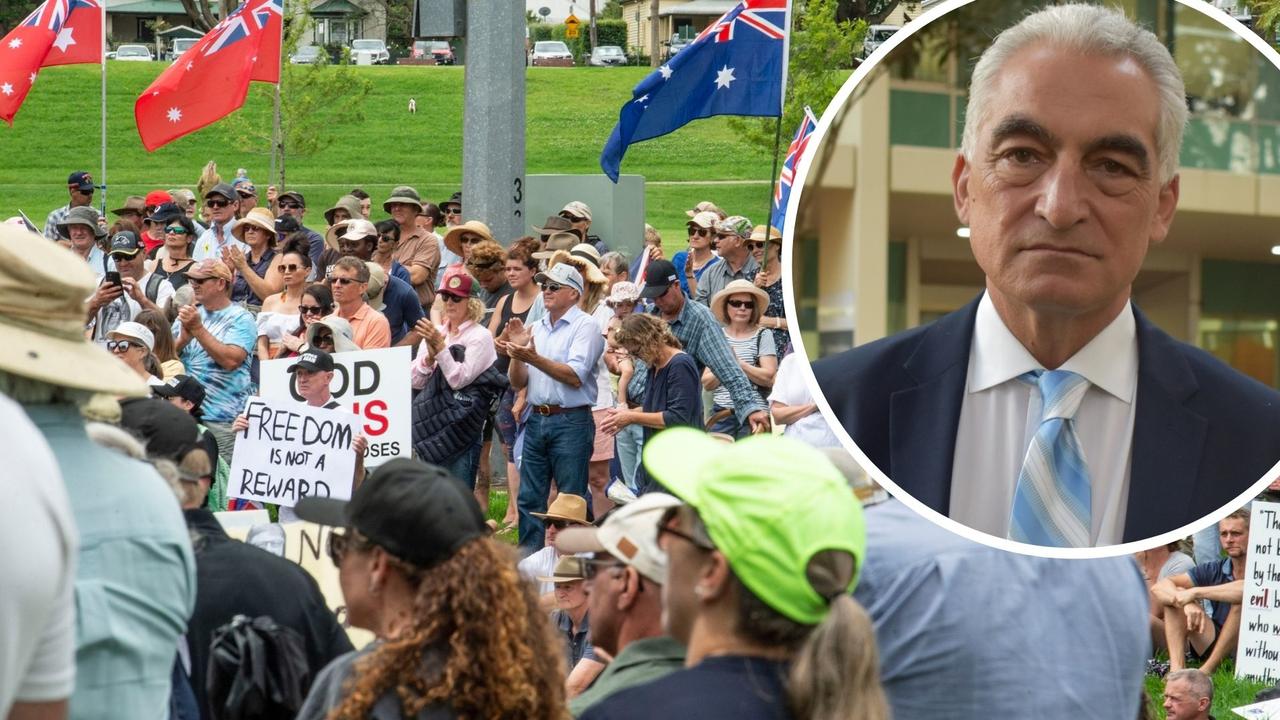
295, 458, 488, 569
152, 374, 206, 411
146, 202, 183, 224
68, 171, 94, 191
119, 397, 200, 462
205, 182, 237, 201
288, 349, 334, 373
109, 230, 143, 256
442, 191, 462, 209
639, 259, 679, 299
279, 190, 306, 207
275, 214, 302, 234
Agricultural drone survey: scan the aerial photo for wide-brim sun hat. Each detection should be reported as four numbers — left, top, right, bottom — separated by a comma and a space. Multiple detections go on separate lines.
324, 195, 364, 227
443, 220, 494, 257
305, 316, 359, 353
231, 207, 277, 243
642, 427, 866, 626
382, 185, 423, 214
710, 278, 770, 324
56, 206, 106, 240
549, 249, 606, 286
0, 225, 149, 397
532, 231, 580, 260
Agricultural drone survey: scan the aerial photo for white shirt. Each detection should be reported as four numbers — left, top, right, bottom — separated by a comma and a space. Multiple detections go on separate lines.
518, 545, 560, 596
949, 293, 1137, 545
590, 302, 616, 411
770, 352, 840, 447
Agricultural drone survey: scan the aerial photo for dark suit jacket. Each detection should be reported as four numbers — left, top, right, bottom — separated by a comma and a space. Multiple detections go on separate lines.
812, 295, 1280, 542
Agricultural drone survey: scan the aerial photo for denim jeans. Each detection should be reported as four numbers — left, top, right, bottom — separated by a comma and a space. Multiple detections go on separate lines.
708, 405, 750, 439
442, 435, 484, 492
518, 407, 594, 554
614, 422, 645, 491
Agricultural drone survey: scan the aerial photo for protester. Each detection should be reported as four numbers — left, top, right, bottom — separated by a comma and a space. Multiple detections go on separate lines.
466, 239, 510, 323
152, 374, 232, 512
384, 185, 440, 309
256, 243, 311, 359
629, 224, 664, 283
144, 205, 197, 291
671, 211, 720, 298
233, 177, 258, 216
706, 280, 777, 438
580, 429, 887, 720
365, 260, 426, 347
294, 459, 568, 719
371, 219, 414, 285
85, 231, 144, 342
275, 190, 326, 268
305, 315, 360, 355
1138, 540, 1196, 655
109, 227, 179, 314
323, 194, 363, 228
226, 206, 283, 310
560, 201, 604, 252
538, 555, 606, 697
695, 216, 758, 306
1153, 509, 1248, 675
0, 225, 196, 720
56, 204, 111, 273
174, 258, 257, 465
42, 170, 96, 241
641, 260, 770, 434
408, 272, 504, 485
1163, 669, 1213, 720
111, 195, 146, 228
769, 352, 840, 447
603, 281, 645, 490
350, 187, 372, 219
135, 308, 186, 379
557, 493, 688, 716
108, 320, 163, 384
191, 183, 243, 261
519, 494, 592, 601
746, 224, 788, 353
505, 263, 604, 554
277, 284, 334, 358
327, 256, 391, 349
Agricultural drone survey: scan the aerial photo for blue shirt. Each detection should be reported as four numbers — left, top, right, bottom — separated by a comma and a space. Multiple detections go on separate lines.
853, 499, 1150, 720
389, 259, 411, 285
527, 305, 604, 408
580, 655, 789, 720
670, 250, 720, 298
662, 298, 765, 422
192, 219, 245, 262
175, 303, 258, 422
1189, 557, 1237, 628
381, 274, 426, 345
28, 403, 196, 720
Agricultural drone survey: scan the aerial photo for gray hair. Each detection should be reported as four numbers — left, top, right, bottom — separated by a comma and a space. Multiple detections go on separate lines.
600, 251, 628, 276
961, 3, 1187, 184
1165, 669, 1213, 704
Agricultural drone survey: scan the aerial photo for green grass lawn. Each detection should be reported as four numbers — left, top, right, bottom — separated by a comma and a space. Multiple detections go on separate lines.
1144, 660, 1272, 718
0, 64, 774, 252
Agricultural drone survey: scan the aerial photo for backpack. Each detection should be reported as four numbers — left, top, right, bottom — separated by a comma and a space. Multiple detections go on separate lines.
206, 615, 310, 720
411, 344, 509, 464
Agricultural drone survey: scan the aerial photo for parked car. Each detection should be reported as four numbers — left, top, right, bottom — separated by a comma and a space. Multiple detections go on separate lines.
114, 44, 154, 61
666, 34, 692, 58
588, 45, 627, 66
412, 39, 455, 65
289, 45, 322, 64
529, 40, 573, 67
861, 24, 900, 59
350, 38, 390, 64
165, 37, 200, 62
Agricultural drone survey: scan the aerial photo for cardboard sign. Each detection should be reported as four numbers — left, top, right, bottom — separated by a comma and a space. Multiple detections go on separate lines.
1237, 502, 1280, 682
228, 397, 359, 507
260, 347, 412, 467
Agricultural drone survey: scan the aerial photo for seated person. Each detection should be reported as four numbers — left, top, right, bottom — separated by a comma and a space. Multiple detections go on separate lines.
1162, 669, 1213, 720
538, 556, 605, 698
1151, 509, 1248, 675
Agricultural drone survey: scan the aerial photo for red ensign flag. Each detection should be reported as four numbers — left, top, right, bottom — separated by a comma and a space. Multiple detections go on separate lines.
0, 0, 102, 124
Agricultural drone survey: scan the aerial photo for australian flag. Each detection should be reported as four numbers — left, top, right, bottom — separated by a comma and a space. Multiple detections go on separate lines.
600, 0, 789, 182
770, 106, 817, 234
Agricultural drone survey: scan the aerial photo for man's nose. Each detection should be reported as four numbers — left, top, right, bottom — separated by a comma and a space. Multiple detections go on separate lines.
1035, 160, 1090, 230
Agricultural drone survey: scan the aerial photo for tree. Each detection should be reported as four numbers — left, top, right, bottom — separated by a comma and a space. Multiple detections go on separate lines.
178, 0, 235, 32
727, 0, 864, 159
601, 0, 623, 19
836, 0, 901, 25
1248, 0, 1280, 44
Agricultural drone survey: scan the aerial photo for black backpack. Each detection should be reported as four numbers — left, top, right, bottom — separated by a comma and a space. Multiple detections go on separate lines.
206, 615, 310, 720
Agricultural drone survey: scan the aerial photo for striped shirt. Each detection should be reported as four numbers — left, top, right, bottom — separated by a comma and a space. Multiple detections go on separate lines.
712, 328, 776, 410
661, 299, 766, 422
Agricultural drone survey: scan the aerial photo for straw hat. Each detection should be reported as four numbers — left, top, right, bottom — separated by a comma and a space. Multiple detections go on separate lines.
549, 249, 606, 286
710, 278, 770, 325
750, 224, 782, 243
536, 555, 589, 584
530, 493, 590, 525
231, 207, 277, 243
532, 231, 580, 260
443, 220, 494, 257
0, 225, 148, 396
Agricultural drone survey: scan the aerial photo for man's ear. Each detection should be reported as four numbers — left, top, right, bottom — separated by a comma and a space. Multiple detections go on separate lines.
697, 550, 733, 604
952, 152, 972, 226
617, 566, 643, 611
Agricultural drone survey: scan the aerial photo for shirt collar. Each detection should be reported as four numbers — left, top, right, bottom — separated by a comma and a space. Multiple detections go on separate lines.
540, 304, 584, 330
969, 291, 1137, 402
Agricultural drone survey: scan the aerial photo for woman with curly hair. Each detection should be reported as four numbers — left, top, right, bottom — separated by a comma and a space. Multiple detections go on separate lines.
295, 458, 568, 720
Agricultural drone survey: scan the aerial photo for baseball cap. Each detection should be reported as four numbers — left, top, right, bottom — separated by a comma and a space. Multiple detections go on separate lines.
685, 200, 723, 218
560, 201, 592, 223
68, 171, 94, 191
118, 397, 201, 462
186, 258, 233, 282
438, 270, 474, 299
642, 428, 866, 625
337, 218, 378, 242
145, 190, 174, 208
146, 202, 183, 225
152, 374, 206, 412
109, 231, 143, 256
557, 492, 683, 584
278, 190, 306, 207
294, 457, 489, 569
715, 215, 752, 239
534, 262, 584, 295
639, 259, 678, 299
109, 321, 155, 351
687, 211, 719, 230
365, 262, 387, 311
204, 183, 237, 202
232, 177, 257, 196
289, 349, 334, 373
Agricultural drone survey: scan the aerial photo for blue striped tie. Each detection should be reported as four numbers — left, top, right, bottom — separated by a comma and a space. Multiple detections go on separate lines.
1008, 370, 1092, 547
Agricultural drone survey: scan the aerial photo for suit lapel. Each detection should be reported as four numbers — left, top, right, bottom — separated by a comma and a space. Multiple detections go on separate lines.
888, 296, 980, 514
1124, 307, 1208, 542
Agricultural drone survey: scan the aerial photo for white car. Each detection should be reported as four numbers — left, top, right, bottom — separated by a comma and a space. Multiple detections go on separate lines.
114, 44, 154, 61
165, 37, 200, 62
529, 40, 573, 67
588, 45, 627, 66
290, 45, 322, 64
350, 38, 390, 64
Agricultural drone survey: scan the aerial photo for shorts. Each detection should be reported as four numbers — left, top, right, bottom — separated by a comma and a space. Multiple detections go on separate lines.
1189, 618, 1225, 661
496, 388, 519, 461
591, 408, 616, 462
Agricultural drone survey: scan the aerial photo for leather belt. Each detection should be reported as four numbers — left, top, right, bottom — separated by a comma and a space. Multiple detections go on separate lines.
530, 404, 588, 416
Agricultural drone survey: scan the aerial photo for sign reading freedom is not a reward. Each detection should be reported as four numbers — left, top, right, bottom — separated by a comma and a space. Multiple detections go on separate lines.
260, 346, 411, 467
229, 397, 359, 508
1237, 501, 1280, 682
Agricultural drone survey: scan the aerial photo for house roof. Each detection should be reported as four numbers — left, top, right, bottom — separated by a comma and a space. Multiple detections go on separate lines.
311, 0, 366, 16
156, 24, 204, 37
659, 0, 736, 17
108, 0, 187, 14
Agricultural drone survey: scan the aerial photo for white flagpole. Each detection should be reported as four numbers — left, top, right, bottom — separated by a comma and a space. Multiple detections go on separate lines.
100, 0, 107, 214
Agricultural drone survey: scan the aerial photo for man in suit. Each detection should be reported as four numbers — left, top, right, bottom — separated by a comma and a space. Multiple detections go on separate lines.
813, 4, 1280, 546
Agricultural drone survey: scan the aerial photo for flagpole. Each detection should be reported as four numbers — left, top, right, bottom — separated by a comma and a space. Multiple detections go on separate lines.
99, 0, 107, 216
762, 0, 795, 275
270, 3, 282, 187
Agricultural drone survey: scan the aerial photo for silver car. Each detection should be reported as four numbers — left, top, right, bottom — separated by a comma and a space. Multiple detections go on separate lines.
114, 44, 154, 61
588, 45, 627, 66
350, 38, 390, 64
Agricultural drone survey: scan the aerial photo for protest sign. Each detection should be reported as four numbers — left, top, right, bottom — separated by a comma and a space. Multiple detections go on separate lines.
1233, 697, 1280, 718
229, 397, 359, 508
1237, 502, 1280, 682
260, 346, 411, 467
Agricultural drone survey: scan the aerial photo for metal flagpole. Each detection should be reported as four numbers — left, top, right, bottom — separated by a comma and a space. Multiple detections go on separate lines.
270, 3, 283, 187
100, 0, 108, 215
761, 0, 795, 275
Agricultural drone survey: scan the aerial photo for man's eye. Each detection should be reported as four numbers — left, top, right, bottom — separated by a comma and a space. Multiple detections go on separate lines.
1005, 149, 1037, 163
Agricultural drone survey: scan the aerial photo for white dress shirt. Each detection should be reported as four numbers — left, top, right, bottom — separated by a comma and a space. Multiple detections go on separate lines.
949, 293, 1138, 545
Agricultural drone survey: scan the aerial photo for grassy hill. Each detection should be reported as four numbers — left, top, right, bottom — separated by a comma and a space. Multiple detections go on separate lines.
0, 63, 775, 251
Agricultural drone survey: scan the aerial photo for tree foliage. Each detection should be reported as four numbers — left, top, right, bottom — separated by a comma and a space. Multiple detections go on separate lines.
601, 0, 624, 19
727, 0, 864, 159
836, 0, 901, 25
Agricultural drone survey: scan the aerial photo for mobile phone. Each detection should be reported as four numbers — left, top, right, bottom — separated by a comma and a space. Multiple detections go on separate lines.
105, 271, 122, 287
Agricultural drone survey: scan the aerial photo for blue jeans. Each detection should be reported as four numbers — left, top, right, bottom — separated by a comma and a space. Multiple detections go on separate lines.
518, 407, 594, 554
442, 435, 484, 491
709, 405, 750, 439
614, 422, 644, 491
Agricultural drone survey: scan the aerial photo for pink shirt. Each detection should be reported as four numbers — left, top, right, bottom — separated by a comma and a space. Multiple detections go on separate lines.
411, 319, 497, 390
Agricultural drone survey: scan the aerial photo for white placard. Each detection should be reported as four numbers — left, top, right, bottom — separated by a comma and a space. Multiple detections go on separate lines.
228, 397, 359, 507
260, 346, 412, 467
1237, 502, 1280, 682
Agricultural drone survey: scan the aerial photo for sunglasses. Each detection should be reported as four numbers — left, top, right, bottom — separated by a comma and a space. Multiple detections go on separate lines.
277, 263, 302, 273
747, 241, 767, 249
278, 202, 302, 210
442, 293, 468, 304
541, 282, 566, 293
164, 225, 189, 235
547, 520, 571, 530
443, 206, 461, 215
582, 557, 627, 580
326, 530, 370, 565
106, 339, 141, 352
188, 276, 217, 285
688, 228, 710, 237
459, 235, 484, 245
205, 198, 232, 208
314, 334, 334, 345
560, 214, 585, 223
299, 304, 328, 316
726, 299, 754, 309
237, 191, 255, 199
331, 277, 362, 286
